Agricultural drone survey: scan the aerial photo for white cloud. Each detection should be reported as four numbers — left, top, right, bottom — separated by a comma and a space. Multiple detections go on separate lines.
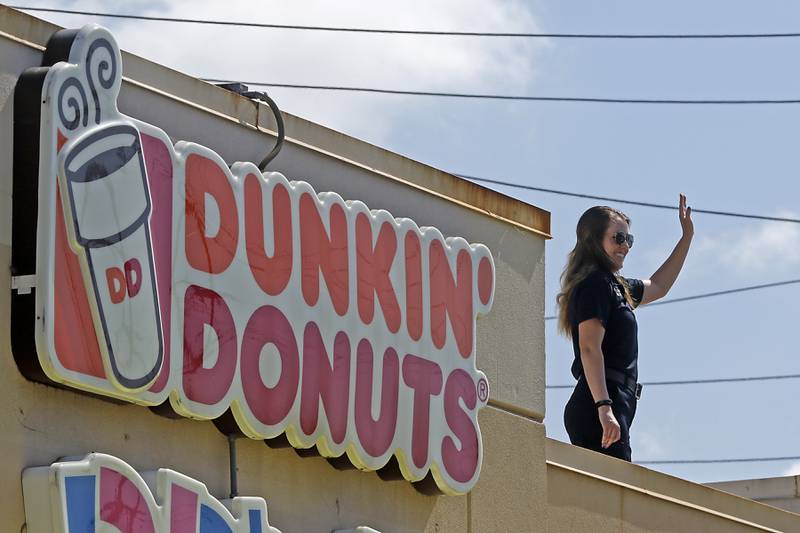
633, 428, 668, 459
48, 0, 546, 142
692, 211, 800, 275
780, 461, 800, 477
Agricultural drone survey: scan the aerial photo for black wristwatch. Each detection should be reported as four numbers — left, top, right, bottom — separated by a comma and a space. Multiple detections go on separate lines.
595, 399, 613, 408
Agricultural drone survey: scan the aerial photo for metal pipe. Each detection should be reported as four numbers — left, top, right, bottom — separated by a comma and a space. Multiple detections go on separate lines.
228, 434, 238, 498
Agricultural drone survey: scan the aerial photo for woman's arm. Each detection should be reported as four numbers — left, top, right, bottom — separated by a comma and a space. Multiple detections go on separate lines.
578, 318, 620, 449
640, 194, 694, 305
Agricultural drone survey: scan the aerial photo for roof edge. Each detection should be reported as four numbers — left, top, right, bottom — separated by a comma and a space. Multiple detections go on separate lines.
547, 438, 800, 531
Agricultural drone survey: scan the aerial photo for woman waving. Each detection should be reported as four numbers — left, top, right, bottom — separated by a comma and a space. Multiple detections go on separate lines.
557, 195, 693, 461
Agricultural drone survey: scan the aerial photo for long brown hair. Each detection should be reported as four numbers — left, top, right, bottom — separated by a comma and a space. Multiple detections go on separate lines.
556, 206, 635, 338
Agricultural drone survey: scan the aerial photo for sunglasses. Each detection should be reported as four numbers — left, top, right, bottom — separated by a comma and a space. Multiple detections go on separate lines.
611, 231, 634, 248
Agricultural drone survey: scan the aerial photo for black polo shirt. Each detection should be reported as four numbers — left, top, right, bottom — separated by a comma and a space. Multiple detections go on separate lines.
568, 269, 644, 381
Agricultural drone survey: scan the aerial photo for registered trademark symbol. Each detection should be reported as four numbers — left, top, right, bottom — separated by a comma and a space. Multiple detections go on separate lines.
477, 378, 489, 403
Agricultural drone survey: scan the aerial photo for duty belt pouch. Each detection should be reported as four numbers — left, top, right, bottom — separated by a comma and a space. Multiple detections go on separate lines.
604, 368, 641, 399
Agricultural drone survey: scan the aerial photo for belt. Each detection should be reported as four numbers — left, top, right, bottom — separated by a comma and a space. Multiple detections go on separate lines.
605, 368, 642, 400
579, 369, 642, 400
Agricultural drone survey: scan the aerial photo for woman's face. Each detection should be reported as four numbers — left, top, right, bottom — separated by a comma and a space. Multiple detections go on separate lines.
602, 217, 631, 272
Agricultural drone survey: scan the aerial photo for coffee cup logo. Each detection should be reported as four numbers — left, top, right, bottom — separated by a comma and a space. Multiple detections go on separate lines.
54, 33, 163, 391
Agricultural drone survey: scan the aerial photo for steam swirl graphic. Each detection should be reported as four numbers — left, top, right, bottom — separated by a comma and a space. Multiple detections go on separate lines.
57, 78, 89, 131
85, 38, 117, 125
57, 36, 118, 131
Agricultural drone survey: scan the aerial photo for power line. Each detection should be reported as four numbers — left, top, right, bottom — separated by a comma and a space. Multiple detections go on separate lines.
544, 279, 800, 321
205, 79, 800, 105
547, 372, 800, 390
638, 455, 800, 465
644, 279, 800, 306
460, 175, 800, 224
12, 6, 800, 40
23, 5, 800, 106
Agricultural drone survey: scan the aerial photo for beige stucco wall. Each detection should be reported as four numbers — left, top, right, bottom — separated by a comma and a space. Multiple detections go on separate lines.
709, 476, 800, 515
546, 439, 800, 533
0, 9, 549, 533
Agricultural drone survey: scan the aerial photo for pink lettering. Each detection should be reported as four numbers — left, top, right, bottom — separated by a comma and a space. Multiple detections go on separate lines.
442, 369, 479, 483
355, 340, 399, 457
300, 193, 349, 316
240, 305, 300, 426
300, 323, 351, 443
356, 215, 400, 332
99, 467, 155, 533
404, 231, 423, 341
184, 153, 239, 274
182, 285, 237, 405
106, 266, 126, 304
402, 354, 443, 468
169, 484, 198, 533
429, 241, 473, 357
245, 175, 293, 296
124, 257, 142, 298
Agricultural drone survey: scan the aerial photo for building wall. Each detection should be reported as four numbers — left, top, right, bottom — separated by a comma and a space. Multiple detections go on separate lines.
709, 476, 800, 515
546, 439, 800, 533
0, 10, 549, 532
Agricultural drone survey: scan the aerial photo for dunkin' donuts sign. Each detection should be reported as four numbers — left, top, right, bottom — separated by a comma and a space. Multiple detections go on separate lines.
12, 25, 495, 494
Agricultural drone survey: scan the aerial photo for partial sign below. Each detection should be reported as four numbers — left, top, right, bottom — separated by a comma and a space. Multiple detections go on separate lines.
22, 453, 281, 533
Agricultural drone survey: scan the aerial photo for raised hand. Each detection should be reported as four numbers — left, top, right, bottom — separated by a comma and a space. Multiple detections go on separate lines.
679, 193, 694, 239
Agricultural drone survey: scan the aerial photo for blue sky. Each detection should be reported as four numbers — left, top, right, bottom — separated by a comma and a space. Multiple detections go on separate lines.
19, 1, 800, 483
